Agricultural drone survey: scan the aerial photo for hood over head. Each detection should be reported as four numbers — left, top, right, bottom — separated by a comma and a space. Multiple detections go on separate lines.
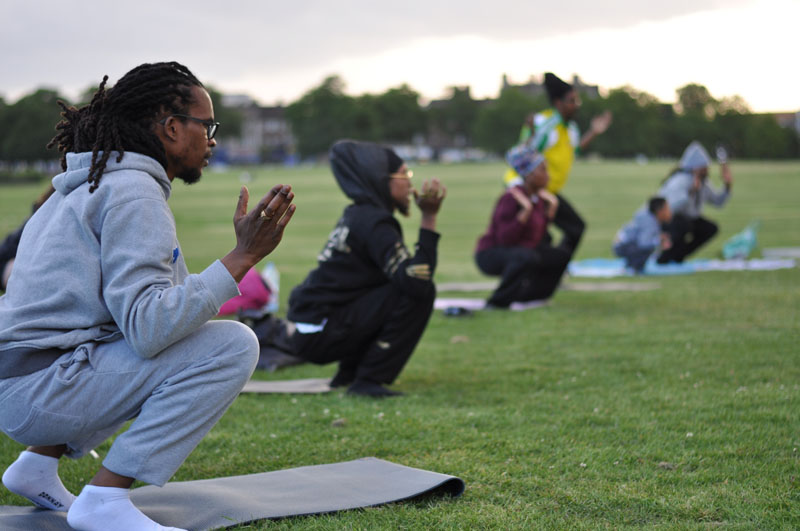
52, 151, 172, 198
329, 140, 401, 212
679, 141, 712, 171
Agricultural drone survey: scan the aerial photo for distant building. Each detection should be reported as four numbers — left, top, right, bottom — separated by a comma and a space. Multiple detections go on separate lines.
219, 94, 296, 164
501, 73, 600, 100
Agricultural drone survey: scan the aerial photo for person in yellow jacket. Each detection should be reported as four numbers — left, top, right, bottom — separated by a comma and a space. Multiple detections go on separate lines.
504, 72, 612, 252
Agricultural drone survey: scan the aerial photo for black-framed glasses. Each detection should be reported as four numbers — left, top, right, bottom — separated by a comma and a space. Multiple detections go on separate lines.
160, 114, 219, 140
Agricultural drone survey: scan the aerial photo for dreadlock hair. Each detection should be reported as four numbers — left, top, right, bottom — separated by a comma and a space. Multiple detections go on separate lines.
47, 61, 204, 192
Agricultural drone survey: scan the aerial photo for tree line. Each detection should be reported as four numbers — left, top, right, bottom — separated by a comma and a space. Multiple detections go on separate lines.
287, 76, 798, 159
0, 76, 797, 165
0, 87, 241, 166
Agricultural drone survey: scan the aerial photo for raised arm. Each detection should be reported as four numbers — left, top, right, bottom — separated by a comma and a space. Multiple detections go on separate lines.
579, 110, 613, 151
414, 178, 446, 232
222, 184, 296, 282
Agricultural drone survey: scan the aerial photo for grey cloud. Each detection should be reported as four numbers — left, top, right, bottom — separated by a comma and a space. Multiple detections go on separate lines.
1, 0, 749, 100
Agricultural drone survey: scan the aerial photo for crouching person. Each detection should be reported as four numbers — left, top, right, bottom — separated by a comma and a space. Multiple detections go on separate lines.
287, 140, 446, 397
613, 196, 672, 273
475, 144, 568, 308
0, 62, 295, 531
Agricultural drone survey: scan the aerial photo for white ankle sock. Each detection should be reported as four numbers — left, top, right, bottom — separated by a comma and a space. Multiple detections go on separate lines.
67, 485, 185, 531
1, 450, 76, 511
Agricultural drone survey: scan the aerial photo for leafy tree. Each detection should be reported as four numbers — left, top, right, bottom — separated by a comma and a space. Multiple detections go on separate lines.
579, 88, 660, 157
676, 83, 717, 117
0, 96, 6, 159
716, 95, 750, 115
350, 93, 380, 142
427, 86, 480, 148
670, 84, 718, 151
473, 88, 541, 154
285, 75, 360, 157
740, 114, 796, 158
369, 85, 426, 143
0, 89, 64, 162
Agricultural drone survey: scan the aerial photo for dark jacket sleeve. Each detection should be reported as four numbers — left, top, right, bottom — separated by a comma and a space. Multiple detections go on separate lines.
367, 220, 440, 299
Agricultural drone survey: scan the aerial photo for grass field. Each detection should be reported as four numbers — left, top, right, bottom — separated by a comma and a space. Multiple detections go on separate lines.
1, 159, 799, 529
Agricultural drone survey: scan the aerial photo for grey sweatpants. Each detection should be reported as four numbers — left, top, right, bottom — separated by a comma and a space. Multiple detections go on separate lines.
0, 320, 258, 486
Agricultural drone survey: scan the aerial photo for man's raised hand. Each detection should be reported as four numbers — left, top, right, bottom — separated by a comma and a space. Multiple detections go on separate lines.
222, 184, 296, 282
590, 110, 613, 135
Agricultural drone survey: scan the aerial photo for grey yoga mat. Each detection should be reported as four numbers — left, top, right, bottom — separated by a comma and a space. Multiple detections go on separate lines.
0, 457, 465, 530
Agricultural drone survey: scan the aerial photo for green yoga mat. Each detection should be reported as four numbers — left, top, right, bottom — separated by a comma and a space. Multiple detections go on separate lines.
0, 457, 465, 530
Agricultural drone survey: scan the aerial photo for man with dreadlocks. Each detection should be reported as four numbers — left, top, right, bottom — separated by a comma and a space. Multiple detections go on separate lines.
0, 62, 295, 531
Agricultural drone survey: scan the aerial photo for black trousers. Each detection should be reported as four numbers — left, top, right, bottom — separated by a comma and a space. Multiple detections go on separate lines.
476, 244, 572, 307
291, 283, 435, 385
549, 194, 585, 253
657, 214, 718, 264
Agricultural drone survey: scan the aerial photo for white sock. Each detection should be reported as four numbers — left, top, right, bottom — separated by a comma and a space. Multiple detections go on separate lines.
67, 485, 186, 531
1, 450, 76, 511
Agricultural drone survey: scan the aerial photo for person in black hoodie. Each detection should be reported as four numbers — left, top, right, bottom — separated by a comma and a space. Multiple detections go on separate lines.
286, 140, 446, 397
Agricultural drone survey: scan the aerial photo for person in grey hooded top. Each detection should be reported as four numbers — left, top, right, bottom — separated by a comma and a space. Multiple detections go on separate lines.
656, 141, 732, 263
286, 140, 446, 397
0, 62, 295, 531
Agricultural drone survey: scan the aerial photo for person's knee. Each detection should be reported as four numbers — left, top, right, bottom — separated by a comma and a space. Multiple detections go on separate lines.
574, 213, 586, 234
391, 284, 435, 321
519, 252, 540, 269
215, 320, 259, 379
399, 282, 435, 310
422, 283, 436, 307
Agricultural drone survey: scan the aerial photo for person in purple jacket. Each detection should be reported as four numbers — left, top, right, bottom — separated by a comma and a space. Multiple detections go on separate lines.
475, 144, 571, 308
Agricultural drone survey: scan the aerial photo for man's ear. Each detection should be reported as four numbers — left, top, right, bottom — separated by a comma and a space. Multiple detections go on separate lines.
157, 115, 180, 143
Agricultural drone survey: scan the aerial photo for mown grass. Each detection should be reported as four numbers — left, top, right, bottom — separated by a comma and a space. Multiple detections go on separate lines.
1, 158, 798, 529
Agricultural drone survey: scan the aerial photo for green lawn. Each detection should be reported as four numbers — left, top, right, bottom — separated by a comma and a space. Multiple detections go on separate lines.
1, 159, 799, 529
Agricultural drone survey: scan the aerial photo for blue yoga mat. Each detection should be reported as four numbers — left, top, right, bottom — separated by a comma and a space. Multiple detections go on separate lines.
568, 257, 796, 278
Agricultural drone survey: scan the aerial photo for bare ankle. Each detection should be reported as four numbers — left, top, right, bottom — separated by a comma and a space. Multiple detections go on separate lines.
27, 445, 68, 459
89, 466, 135, 489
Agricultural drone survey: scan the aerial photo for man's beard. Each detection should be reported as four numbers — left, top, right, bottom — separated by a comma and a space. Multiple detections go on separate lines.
176, 166, 202, 185
394, 200, 410, 217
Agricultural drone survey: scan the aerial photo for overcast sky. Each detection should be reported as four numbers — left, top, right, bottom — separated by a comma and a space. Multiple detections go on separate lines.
1, 0, 797, 112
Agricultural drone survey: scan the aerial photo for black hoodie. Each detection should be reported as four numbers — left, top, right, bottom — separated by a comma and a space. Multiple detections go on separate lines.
287, 140, 440, 324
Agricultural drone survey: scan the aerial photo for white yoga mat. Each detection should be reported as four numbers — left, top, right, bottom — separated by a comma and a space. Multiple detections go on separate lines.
762, 247, 800, 259
434, 298, 547, 311
241, 378, 332, 394
438, 280, 660, 293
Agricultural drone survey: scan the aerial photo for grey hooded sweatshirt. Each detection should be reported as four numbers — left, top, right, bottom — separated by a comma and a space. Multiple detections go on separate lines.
0, 152, 239, 378
659, 141, 730, 218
